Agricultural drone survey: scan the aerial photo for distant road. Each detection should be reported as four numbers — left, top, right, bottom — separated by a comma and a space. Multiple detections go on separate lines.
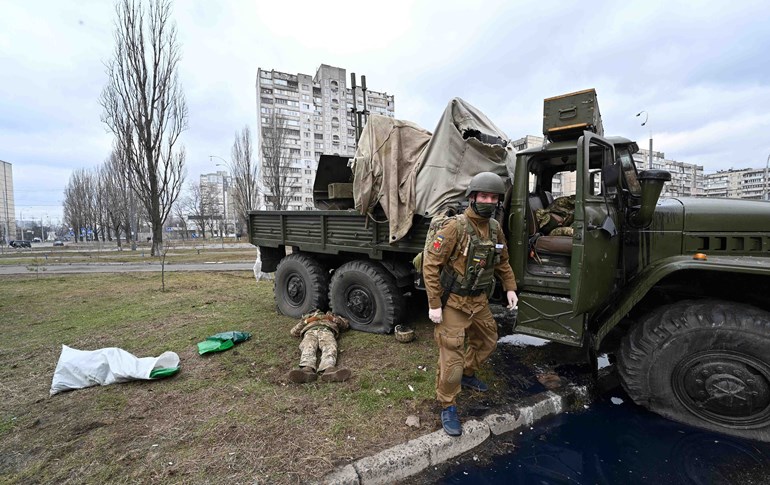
0, 262, 256, 275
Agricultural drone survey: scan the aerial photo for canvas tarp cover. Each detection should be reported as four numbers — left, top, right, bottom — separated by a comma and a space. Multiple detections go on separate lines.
414, 98, 513, 218
352, 98, 513, 243
352, 115, 431, 242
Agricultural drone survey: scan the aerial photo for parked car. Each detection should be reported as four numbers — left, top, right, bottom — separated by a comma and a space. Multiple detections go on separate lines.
53, 240, 64, 247
10, 240, 31, 248
32, 237, 41, 243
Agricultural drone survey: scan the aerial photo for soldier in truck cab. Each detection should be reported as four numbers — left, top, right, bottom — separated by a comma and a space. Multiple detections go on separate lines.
421, 172, 519, 437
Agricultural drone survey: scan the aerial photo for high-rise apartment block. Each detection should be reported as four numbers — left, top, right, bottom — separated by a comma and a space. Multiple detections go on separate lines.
705, 168, 770, 200
199, 171, 235, 234
0, 160, 15, 243
256, 64, 395, 211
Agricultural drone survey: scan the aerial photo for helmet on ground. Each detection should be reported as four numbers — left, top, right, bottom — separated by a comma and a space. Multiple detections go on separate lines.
394, 325, 415, 343
465, 172, 506, 197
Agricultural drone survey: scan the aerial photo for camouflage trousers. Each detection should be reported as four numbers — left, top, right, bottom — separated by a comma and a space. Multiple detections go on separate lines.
299, 327, 338, 372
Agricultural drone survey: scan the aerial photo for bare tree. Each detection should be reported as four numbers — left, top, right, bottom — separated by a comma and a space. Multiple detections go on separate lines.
171, 197, 189, 240
230, 125, 259, 234
100, 0, 187, 256
63, 168, 97, 241
180, 181, 219, 239
260, 110, 292, 210
102, 150, 135, 248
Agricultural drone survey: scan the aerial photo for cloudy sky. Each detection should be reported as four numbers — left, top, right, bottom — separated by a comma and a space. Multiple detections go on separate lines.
2, 0, 769, 222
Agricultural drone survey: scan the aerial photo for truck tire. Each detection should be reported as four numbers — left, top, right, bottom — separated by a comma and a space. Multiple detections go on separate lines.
618, 300, 770, 441
274, 253, 329, 318
329, 260, 403, 334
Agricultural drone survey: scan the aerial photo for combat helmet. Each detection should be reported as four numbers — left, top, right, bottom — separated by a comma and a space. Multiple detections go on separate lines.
394, 325, 415, 343
465, 172, 506, 197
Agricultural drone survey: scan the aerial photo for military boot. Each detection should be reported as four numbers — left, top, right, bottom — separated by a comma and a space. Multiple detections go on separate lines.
320, 366, 352, 383
287, 367, 317, 384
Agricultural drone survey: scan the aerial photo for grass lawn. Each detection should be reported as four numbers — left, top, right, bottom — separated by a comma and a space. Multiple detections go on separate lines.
0, 271, 447, 483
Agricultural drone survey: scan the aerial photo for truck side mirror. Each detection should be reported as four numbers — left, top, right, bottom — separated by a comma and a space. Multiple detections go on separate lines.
630, 170, 671, 228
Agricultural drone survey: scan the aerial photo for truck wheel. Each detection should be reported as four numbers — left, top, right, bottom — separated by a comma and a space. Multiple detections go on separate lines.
274, 253, 329, 318
618, 300, 770, 441
329, 260, 403, 334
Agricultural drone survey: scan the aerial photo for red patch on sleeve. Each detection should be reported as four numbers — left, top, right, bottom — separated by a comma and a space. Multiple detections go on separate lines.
432, 235, 445, 251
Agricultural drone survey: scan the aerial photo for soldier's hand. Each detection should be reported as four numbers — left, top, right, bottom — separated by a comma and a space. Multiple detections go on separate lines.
506, 291, 518, 310
428, 307, 442, 324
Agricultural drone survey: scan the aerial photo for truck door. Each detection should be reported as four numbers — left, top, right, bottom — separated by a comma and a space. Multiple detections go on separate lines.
570, 133, 620, 315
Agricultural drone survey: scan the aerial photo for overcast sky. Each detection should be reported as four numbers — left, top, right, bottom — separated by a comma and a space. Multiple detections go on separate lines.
2, 0, 770, 222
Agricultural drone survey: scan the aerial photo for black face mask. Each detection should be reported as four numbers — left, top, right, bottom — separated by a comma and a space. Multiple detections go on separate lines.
471, 201, 496, 218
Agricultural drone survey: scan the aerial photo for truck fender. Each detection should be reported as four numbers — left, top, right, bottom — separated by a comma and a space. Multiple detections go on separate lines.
595, 254, 770, 348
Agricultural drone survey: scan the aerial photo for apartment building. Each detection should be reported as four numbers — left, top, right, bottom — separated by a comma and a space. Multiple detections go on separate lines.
256, 64, 395, 211
199, 171, 235, 235
0, 160, 15, 243
633, 149, 704, 197
705, 168, 770, 200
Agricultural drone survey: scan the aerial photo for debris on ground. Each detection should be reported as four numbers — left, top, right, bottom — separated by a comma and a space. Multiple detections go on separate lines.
197, 331, 252, 355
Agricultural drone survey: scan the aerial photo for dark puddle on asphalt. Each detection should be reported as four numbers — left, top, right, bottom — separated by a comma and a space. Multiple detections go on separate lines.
439, 387, 770, 484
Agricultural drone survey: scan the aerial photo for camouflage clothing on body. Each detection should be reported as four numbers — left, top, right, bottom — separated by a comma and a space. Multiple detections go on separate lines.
290, 310, 349, 338
535, 195, 575, 236
291, 310, 350, 372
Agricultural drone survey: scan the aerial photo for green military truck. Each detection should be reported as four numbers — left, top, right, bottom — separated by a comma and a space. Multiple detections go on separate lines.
250, 89, 770, 441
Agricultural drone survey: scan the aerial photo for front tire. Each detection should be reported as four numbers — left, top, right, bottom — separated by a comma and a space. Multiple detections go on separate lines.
618, 300, 770, 441
329, 260, 403, 334
274, 253, 329, 318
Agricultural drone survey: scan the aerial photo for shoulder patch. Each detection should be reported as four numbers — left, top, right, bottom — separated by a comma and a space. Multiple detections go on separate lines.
432, 234, 445, 252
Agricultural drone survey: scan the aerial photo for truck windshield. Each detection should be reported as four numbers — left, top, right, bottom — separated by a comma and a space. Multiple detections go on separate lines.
618, 151, 642, 195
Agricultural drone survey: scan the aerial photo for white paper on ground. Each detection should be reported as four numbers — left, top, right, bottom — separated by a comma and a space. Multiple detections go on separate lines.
498, 334, 550, 347
50, 345, 180, 395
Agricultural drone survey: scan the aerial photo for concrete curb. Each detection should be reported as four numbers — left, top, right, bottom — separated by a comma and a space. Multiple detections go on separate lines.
320, 384, 588, 485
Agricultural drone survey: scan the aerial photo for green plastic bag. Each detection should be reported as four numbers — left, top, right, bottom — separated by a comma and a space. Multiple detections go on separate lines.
197, 331, 251, 355
149, 367, 180, 379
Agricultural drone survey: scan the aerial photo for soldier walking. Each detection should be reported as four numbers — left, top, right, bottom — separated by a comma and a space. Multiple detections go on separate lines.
422, 172, 518, 436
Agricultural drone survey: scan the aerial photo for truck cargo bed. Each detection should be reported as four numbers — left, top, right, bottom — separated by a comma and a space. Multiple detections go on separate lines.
249, 209, 429, 259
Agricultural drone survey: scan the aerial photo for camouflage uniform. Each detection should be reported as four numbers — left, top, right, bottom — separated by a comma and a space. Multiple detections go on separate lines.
422, 207, 517, 407
290, 310, 349, 372
535, 195, 575, 236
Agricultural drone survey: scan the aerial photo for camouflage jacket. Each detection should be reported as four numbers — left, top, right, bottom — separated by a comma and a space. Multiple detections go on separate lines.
290, 310, 350, 338
535, 195, 576, 236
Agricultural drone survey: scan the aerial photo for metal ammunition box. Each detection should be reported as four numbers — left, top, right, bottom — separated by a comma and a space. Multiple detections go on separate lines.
543, 88, 603, 140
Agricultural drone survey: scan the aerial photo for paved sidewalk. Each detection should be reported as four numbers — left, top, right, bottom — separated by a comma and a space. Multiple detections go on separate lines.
0, 262, 254, 275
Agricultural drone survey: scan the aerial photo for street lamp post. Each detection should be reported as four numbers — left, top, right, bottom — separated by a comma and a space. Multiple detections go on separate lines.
764, 153, 770, 201
636, 110, 653, 169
